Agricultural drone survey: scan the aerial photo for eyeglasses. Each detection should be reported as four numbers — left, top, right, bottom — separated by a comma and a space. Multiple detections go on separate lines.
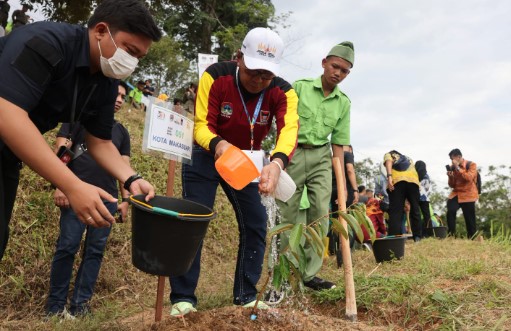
240, 56, 275, 81
243, 67, 275, 81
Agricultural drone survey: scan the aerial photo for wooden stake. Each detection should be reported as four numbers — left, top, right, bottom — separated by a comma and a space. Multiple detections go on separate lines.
155, 160, 177, 322
332, 157, 357, 322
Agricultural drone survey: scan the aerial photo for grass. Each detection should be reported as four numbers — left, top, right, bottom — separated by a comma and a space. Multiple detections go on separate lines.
313, 238, 511, 329
1, 108, 511, 330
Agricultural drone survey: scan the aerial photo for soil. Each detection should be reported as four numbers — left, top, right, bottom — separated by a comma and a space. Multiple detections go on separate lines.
122, 306, 386, 331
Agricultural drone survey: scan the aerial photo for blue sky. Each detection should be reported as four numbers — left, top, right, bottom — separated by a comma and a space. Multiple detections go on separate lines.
272, 0, 511, 191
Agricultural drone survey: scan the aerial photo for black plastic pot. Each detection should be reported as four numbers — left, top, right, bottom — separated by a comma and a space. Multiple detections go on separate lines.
130, 195, 215, 276
372, 236, 406, 263
426, 226, 448, 239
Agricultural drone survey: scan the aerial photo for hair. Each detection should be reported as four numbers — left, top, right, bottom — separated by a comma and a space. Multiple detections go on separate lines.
449, 148, 462, 158
88, 0, 162, 42
415, 160, 427, 181
173, 98, 181, 105
137, 80, 145, 86
119, 80, 129, 93
358, 185, 366, 193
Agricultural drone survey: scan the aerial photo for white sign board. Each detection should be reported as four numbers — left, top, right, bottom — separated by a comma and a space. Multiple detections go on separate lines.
198, 53, 218, 79
144, 103, 194, 161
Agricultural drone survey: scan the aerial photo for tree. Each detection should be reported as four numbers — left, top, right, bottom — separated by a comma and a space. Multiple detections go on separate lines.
354, 157, 378, 189
162, 0, 276, 62
132, 36, 194, 98
475, 165, 511, 236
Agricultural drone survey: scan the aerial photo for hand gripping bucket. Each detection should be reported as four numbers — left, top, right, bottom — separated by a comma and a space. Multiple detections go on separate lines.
130, 195, 216, 276
372, 236, 406, 263
215, 145, 260, 190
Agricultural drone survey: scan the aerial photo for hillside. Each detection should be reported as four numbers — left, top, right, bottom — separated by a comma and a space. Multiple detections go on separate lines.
1, 108, 510, 330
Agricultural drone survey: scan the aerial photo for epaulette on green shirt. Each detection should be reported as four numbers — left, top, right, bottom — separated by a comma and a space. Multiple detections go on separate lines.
293, 76, 351, 146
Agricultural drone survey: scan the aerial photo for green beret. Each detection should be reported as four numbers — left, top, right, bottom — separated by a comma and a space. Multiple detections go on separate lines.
327, 41, 355, 67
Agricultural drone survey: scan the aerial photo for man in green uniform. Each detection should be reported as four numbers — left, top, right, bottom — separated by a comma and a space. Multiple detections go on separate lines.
277, 42, 354, 290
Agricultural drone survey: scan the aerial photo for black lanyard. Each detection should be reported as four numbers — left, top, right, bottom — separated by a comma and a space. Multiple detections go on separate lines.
67, 76, 97, 142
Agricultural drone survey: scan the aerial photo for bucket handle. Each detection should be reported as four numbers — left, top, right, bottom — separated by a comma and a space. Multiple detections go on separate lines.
129, 196, 215, 219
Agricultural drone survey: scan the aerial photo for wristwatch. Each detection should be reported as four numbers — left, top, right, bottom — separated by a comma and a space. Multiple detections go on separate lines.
353, 189, 359, 193
387, 174, 392, 177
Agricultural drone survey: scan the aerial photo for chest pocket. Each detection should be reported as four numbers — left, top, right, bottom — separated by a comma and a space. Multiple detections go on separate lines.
13, 36, 62, 86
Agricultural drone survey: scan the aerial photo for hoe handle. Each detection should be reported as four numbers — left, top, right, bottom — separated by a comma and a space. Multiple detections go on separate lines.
332, 157, 357, 322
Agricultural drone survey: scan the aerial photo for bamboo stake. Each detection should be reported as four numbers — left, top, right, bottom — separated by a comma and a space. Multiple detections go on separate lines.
155, 160, 177, 322
332, 157, 357, 322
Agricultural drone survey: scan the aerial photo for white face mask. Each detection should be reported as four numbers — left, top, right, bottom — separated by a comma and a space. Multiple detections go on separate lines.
98, 27, 139, 79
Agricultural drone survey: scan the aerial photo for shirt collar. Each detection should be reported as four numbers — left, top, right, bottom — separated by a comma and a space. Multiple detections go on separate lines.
313, 75, 341, 98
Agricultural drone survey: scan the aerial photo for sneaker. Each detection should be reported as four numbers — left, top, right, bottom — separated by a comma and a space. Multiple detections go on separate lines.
170, 302, 197, 317
45, 304, 65, 317
264, 290, 285, 305
69, 303, 91, 317
61, 309, 76, 321
304, 277, 336, 291
45, 307, 75, 321
242, 300, 270, 310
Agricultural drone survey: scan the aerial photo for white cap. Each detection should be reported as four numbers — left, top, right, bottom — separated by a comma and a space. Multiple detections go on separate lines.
241, 27, 284, 76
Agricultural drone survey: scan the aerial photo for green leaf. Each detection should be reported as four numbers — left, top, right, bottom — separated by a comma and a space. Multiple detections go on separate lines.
288, 223, 303, 254
272, 265, 282, 289
279, 255, 290, 280
298, 245, 307, 274
331, 216, 349, 239
307, 226, 325, 257
363, 214, 377, 243
339, 211, 364, 243
268, 223, 295, 237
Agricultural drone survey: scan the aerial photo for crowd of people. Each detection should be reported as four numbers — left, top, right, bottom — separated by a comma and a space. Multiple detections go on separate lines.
0, 0, 481, 321
335, 148, 479, 247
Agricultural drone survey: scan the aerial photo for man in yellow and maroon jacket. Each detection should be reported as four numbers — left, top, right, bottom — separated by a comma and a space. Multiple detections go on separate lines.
168, 27, 298, 317
446, 148, 479, 238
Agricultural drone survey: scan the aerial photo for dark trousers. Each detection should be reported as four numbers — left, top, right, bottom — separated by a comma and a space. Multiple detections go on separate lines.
46, 202, 115, 314
169, 146, 267, 306
447, 196, 477, 238
387, 181, 422, 238
419, 200, 431, 237
0, 145, 21, 261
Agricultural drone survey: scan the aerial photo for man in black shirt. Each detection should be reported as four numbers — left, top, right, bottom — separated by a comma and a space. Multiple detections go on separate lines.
46, 82, 131, 317
0, 0, 161, 261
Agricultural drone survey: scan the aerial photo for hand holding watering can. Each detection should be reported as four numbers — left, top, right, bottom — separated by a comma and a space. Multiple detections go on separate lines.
215, 142, 295, 201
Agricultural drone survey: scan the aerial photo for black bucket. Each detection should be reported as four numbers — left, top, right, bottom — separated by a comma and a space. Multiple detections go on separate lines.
426, 226, 448, 239
372, 236, 406, 263
130, 195, 215, 276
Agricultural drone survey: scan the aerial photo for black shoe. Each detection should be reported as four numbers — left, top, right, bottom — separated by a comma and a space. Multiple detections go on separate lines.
304, 277, 336, 291
69, 303, 91, 317
413, 236, 421, 243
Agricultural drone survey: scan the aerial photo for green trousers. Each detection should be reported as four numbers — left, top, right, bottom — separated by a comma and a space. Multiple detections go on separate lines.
277, 145, 332, 282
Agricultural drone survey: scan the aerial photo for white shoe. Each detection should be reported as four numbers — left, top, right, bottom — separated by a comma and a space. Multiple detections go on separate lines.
170, 302, 197, 317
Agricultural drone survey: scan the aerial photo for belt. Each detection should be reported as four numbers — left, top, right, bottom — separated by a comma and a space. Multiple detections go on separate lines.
297, 143, 329, 149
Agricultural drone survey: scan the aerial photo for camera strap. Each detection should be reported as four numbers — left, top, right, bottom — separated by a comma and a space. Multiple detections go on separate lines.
66, 76, 98, 145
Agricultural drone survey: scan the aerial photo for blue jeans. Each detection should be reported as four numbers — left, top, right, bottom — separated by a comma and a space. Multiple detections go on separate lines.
169, 146, 267, 306
46, 202, 116, 314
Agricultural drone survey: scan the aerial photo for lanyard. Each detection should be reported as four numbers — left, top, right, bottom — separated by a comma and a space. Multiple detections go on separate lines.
236, 67, 265, 151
